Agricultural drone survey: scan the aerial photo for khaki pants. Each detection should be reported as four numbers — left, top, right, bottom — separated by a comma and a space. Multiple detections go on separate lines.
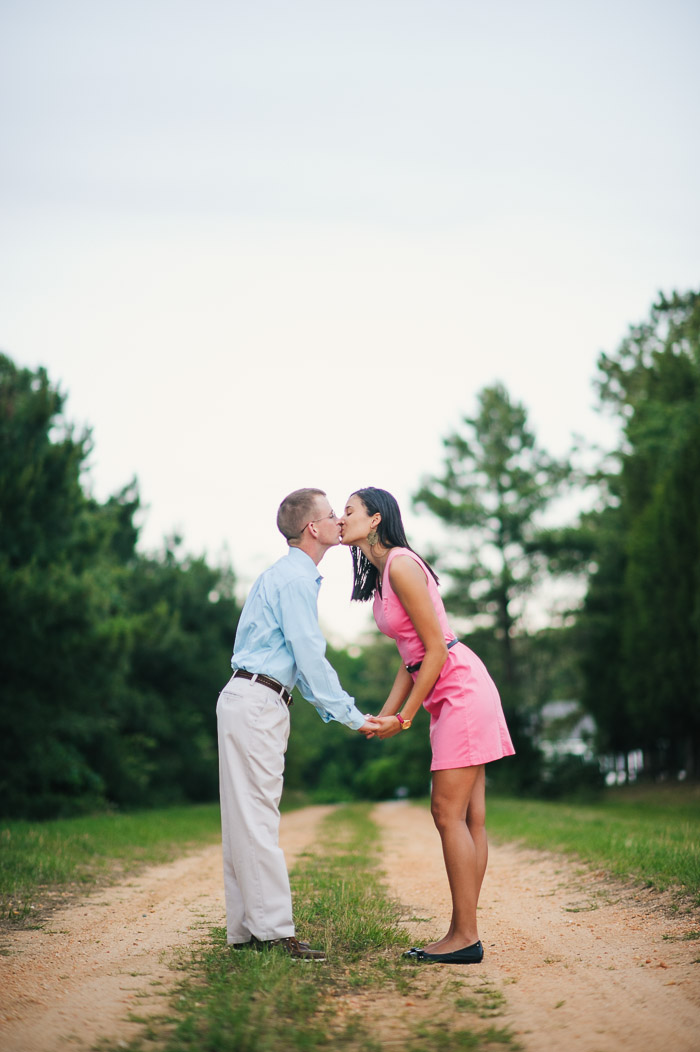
216, 674, 293, 944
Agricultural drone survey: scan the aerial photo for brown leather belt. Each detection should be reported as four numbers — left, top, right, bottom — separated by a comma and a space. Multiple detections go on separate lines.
232, 668, 293, 707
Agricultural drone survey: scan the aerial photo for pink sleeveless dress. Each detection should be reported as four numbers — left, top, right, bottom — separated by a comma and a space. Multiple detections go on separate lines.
373, 548, 515, 771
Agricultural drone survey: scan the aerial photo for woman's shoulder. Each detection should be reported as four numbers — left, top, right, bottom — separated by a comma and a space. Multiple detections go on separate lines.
386, 546, 420, 566
386, 547, 429, 581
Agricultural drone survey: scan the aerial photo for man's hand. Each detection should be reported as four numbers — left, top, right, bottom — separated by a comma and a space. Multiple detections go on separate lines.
358, 716, 380, 739
367, 715, 403, 740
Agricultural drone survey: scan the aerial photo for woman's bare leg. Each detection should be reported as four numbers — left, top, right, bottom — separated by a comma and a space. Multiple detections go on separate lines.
468, 765, 488, 901
424, 764, 485, 954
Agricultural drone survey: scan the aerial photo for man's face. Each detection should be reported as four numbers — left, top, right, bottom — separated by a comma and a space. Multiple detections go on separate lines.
310, 498, 341, 547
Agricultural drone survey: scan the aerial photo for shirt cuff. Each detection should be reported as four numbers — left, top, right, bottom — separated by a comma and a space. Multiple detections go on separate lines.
345, 705, 368, 731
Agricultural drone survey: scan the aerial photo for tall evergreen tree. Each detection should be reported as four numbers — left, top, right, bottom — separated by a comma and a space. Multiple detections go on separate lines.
580, 291, 700, 776
413, 382, 570, 692
412, 383, 572, 793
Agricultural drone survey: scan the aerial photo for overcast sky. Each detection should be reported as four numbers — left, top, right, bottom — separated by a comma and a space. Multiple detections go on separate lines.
1, 0, 698, 643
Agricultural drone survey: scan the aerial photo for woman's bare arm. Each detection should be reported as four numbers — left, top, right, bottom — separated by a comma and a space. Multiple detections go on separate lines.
371, 556, 447, 739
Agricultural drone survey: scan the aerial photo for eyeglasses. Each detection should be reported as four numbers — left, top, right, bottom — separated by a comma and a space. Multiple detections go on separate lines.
299, 511, 337, 534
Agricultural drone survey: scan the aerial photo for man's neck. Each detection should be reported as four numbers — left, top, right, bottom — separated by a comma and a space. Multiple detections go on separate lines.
289, 539, 330, 567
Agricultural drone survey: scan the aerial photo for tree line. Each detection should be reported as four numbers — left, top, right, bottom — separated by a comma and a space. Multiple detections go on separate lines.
579, 291, 700, 779
0, 359, 241, 817
1, 289, 698, 818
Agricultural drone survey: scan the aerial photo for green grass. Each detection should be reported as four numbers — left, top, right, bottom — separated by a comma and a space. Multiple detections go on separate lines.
105, 804, 519, 1052
291, 804, 407, 960
1, 792, 311, 924
485, 782, 700, 902
0, 803, 223, 921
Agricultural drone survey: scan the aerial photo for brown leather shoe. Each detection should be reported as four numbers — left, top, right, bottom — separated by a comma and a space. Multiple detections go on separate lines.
252, 935, 326, 961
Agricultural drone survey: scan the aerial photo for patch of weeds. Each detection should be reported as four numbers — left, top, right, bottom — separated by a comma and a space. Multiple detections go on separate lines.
150, 931, 336, 1051
408, 1020, 519, 1050
455, 981, 506, 1019
456, 997, 480, 1013
2, 902, 34, 923
663, 929, 700, 942
291, 807, 405, 963
443, 978, 465, 994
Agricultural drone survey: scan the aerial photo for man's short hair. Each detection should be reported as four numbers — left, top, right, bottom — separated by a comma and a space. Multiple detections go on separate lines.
277, 488, 326, 542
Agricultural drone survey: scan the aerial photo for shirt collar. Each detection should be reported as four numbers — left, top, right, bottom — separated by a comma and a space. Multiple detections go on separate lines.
287, 545, 323, 583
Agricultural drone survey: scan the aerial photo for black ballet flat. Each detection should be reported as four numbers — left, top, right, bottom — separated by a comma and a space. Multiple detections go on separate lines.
402, 940, 484, 964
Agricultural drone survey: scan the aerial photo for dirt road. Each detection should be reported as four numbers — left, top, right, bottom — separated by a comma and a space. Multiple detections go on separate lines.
1, 802, 698, 1052
0, 806, 332, 1052
375, 801, 700, 1052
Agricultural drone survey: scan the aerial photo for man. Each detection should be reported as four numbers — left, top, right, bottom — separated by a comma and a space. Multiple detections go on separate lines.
217, 488, 373, 961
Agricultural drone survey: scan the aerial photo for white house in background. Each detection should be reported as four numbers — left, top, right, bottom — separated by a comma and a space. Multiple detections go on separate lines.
538, 700, 645, 784
538, 699, 596, 761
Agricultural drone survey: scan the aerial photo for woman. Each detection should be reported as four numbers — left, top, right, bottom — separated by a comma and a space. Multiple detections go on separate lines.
340, 487, 514, 964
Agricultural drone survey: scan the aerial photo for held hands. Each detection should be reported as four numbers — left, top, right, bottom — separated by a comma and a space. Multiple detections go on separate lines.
358, 714, 403, 740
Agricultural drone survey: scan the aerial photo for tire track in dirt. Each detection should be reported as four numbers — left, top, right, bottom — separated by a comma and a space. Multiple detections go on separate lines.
0, 805, 332, 1052
374, 800, 700, 1052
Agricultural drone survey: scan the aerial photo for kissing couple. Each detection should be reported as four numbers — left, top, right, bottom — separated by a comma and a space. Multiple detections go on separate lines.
217, 487, 514, 962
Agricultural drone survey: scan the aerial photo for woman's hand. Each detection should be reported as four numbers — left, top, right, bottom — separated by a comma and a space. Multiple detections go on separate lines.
367, 715, 403, 740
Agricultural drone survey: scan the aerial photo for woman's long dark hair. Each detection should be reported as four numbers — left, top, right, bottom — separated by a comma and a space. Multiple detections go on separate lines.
350, 487, 439, 602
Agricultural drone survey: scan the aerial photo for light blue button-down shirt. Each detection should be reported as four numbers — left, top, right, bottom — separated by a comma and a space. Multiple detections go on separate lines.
232, 547, 365, 731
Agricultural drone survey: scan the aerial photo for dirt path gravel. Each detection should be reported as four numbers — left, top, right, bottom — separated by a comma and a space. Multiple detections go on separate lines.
374, 800, 700, 1052
1, 801, 699, 1052
0, 806, 331, 1052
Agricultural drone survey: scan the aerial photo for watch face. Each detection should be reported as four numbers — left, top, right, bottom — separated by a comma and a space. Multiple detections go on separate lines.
402, 719, 412, 729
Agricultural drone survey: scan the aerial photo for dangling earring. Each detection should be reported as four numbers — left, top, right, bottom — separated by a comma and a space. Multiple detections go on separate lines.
367, 528, 379, 546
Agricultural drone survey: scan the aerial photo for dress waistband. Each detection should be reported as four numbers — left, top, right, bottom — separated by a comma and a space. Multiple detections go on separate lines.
406, 638, 459, 674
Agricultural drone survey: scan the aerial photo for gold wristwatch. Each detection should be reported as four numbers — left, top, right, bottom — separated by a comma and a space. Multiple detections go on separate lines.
395, 712, 412, 730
